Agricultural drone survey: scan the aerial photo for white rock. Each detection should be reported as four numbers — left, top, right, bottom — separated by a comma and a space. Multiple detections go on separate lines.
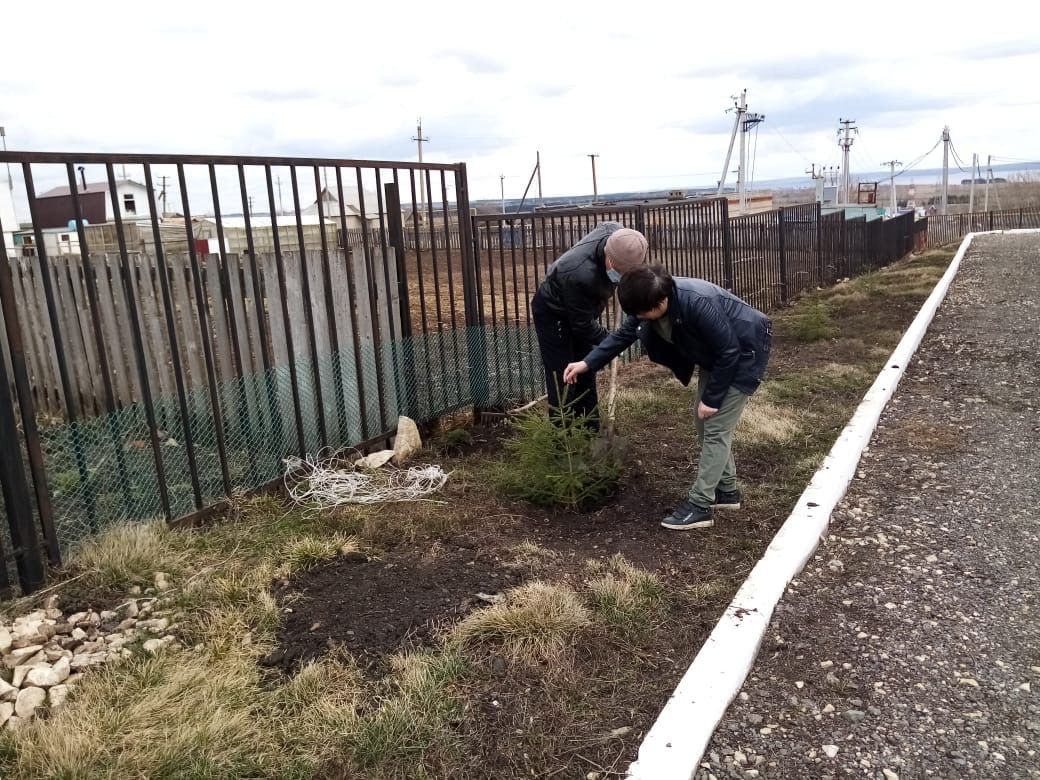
154, 572, 170, 591
44, 647, 66, 662
0, 701, 13, 726
0, 677, 17, 702
959, 678, 979, 687
48, 684, 69, 710
391, 416, 422, 464
142, 638, 164, 654
3, 645, 43, 667
43, 594, 60, 610
822, 745, 839, 759
67, 612, 88, 626
0, 628, 12, 654
12, 666, 32, 687
44, 608, 62, 620
142, 618, 170, 633
355, 449, 395, 469
51, 656, 70, 683
21, 651, 48, 667
1018, 682, 1031, 692
25, 666, 62, 688
124, 601, 139, 618
734, 751, 748, 766
14, 686, 46, 719
822, 703, 835, 714
5, 715, 24, 731
99, 611, 118, 622
883, 770, 899, 780
71, 627, 88, 641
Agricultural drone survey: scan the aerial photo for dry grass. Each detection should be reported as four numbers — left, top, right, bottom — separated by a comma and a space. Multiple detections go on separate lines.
276, 533, 360, 578
449, 581, 592, 666
585, 555, 665, 627
0, 647, 361, 779
737, 398, 801, 444
65, 521, 193, 591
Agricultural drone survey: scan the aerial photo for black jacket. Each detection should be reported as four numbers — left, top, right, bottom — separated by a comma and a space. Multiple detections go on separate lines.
583, 278, 772, 409
533, 221, 621, 344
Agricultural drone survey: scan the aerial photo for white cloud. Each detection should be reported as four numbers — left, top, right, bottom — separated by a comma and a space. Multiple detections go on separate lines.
3, 0, 1038, 204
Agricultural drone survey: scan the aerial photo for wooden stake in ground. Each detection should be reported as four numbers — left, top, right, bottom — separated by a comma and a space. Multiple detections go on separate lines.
604, 304, 625, 440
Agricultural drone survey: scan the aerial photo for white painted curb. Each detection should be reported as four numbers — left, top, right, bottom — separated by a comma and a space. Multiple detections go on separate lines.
627, 229, 1040, 780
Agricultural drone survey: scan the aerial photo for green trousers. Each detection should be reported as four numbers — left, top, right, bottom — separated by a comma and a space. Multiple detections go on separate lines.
688, 370, 750, 509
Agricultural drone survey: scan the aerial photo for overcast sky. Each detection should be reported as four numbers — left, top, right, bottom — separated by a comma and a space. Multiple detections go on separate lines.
3, 0, 1039, 203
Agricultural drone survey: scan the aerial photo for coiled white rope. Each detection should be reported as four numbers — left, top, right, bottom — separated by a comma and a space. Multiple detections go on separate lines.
283, 451, 450, 507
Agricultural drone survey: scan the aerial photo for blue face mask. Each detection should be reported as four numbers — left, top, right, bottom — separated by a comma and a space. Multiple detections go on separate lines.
606, 267, 622, 283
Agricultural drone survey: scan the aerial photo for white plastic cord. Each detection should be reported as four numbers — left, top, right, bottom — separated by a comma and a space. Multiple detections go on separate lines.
284, 452, 449, 507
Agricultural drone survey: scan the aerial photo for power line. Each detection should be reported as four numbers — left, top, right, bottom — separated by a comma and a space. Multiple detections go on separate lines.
766, 125, 812, 166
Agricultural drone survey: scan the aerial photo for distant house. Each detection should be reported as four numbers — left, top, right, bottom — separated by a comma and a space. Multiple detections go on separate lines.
33, 178, 154, 229
302, 187, 382, 228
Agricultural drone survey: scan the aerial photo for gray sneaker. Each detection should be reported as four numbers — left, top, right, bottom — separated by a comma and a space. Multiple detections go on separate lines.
661, 500, 714, 530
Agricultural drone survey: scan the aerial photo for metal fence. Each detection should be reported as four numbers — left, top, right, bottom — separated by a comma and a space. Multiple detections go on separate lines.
0, 148, 936, 595
924, 207, 1040, 247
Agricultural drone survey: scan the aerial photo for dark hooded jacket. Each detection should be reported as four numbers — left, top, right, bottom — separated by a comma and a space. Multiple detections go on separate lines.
583, 277, 772, 409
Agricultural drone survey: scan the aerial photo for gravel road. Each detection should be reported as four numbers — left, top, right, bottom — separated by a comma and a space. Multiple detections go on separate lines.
701, 233, 1040, 780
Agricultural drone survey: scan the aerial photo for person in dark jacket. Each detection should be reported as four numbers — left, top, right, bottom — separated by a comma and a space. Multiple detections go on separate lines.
563, 264, 772, 530
531, 221, 648, 427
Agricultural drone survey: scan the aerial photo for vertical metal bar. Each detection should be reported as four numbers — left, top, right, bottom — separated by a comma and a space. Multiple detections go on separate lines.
496, 218, 512, 400
454, 164, 487, 414
238, 164, 286, 456
369, 169, 391, 435
0, 215, 57, 575
208, 165, 254, 478
0, 345, 45, 593
66, 164, 133, 519
105, 163, 171, 519
424, 169, 449, 412
721, 199, 735, 292
178, 163, 234, 490
384, 181, 418, 418
404, 169, 433, 415
23, 164, 98, 530
439, 171, 463, 406
519, 214, 536, 397
312, 165, 346, 444
343, 167, 371, 439
777, 207, 788, 304
263, 165, 307, 458
288, 166, 328, 449
144, 164, 203, 509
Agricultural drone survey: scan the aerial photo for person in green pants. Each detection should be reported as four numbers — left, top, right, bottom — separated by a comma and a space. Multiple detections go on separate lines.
563, 264, 771, 530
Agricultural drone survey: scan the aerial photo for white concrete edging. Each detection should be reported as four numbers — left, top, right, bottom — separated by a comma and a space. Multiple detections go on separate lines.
627, 230, 1040, 779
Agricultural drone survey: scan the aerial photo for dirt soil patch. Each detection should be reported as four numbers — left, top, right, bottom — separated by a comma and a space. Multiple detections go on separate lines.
265, 545, 527, 673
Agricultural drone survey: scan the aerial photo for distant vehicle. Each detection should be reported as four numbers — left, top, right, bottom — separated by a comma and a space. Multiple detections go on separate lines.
961, 177, 1007, 185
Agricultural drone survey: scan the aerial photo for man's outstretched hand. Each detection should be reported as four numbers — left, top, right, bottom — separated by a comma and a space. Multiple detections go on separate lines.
563, 361, 589, 384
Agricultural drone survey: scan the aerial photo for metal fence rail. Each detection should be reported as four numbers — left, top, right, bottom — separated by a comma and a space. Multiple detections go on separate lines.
0, 148, 981, 596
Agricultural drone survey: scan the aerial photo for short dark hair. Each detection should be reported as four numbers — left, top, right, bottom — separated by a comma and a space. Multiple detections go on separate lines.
618, 264, 673, 315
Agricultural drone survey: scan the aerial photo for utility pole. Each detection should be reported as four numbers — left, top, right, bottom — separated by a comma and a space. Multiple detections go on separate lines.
984, 154, 992, 212
940, 126, 951, 215
412, 117, 429, 221
158, 175, 170, 214
738, 108, 764, 212
837, 119, 858, 205
968, 153, 977, 213
718, 89, 746, 196
0, 127, 12, 192
588, 154, 600, 202
276, 175, 284, 216
536, 150, 543, 206
881, 160, 902, 212
807, 164, 825, 203
500, 174, 505, 214
248, 195, 254, 216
